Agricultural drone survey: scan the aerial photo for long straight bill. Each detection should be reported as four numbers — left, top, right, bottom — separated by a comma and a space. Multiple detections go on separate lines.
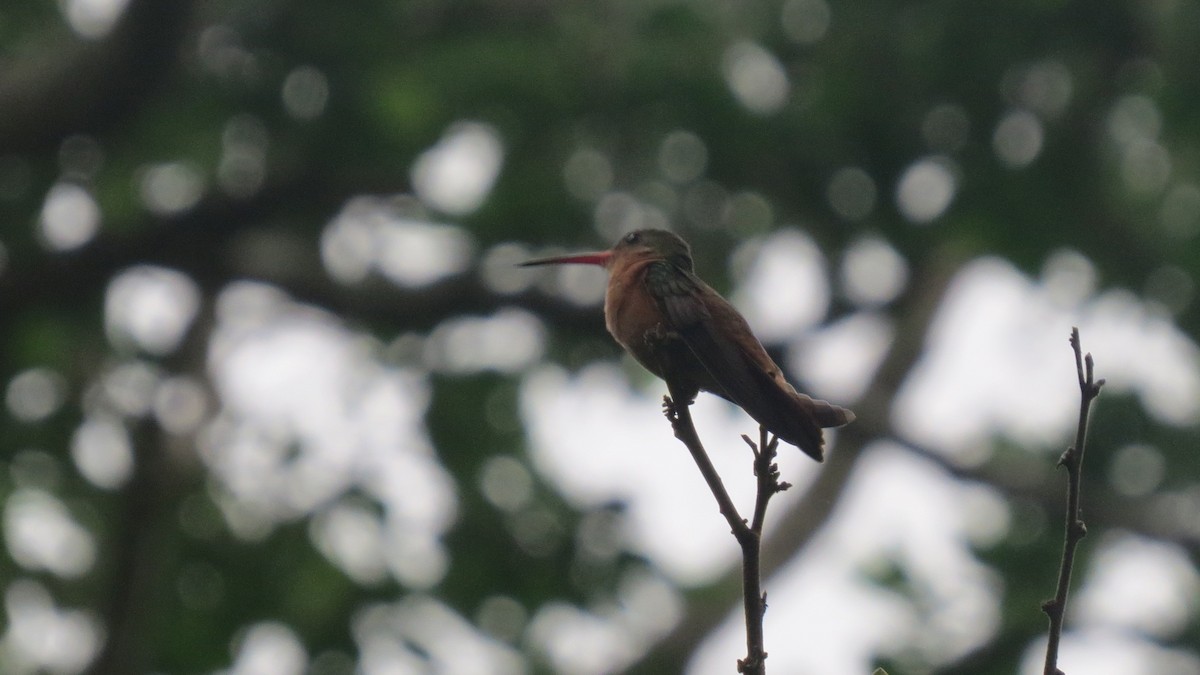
518, 251, 612, 267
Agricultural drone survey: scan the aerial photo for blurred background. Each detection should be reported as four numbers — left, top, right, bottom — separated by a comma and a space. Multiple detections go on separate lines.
2, 0, 1199, 673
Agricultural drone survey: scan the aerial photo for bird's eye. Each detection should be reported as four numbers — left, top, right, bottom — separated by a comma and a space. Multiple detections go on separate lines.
623, 232, 641, 245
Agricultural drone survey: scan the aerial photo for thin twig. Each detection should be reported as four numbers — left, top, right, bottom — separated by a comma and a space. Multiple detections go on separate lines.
664, 388, 788, 675
662, 392, 747, 539
746, 427, 790, 535
1041, 327, 1105, 675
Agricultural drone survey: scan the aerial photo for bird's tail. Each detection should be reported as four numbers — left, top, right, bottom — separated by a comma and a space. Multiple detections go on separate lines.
808, 397, 855, 428
747, 392, 854, 463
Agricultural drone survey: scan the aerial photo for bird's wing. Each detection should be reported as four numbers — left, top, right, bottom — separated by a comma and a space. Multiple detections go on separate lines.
646, 261, 851, 460
645, 262, 774, 410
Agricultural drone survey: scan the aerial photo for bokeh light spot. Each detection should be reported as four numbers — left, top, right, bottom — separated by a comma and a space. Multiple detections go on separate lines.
1041, 248, 1097, 307
153, 375, 209, 435
105, 266, 201, 355
322, 201, 474, 287
1160, 183, 1200, 238
60, 0, 130, 39
781, 0, 832, 44
658, 130, 708, 184
4, 489, 96, 577
722, 42, 790, 115
71, 415, 133, 489
1002, 59, 1073, 119
477, 595, 528, 644
827, 167, 877, 222
733, 229, 829, 341
229, 622, 308, 675
992, 109, 1044, 168
311, 501, 388, 585
1108, 94, 1162, 146
219, 114, 269, 198
842, 236, 909, 306
1108, 444, 1165, 498
39, 183, 100, 251
138, 162, 205, 216
895, 156, 957, 223
424, 309, 545, 374
479, 456, 534, 512
376, 220, 474, 287
2, 580, 102, 673
594, 192, 668, 241
282, 65, 330, 120
6, 368, 67, 423
1121, 139, 1172, 195
412, 122, 504, 215
563, 148, 614, 201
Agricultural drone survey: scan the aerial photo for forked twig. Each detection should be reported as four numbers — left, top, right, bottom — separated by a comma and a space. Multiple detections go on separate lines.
664, 389, 788, 675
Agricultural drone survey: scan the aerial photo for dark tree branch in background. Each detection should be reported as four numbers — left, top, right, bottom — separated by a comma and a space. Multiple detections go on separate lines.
1042, 328, 1105, 675
0, 170, 604, 338
663, 386, 789, 675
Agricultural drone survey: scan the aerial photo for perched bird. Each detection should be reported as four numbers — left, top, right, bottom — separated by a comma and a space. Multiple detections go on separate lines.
521, 229, 854, 461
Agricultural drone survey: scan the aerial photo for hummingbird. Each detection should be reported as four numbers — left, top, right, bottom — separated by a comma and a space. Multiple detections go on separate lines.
521, 229, 854, 461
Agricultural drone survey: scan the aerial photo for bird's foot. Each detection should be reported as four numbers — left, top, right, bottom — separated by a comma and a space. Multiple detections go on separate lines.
661, 394, 693, 421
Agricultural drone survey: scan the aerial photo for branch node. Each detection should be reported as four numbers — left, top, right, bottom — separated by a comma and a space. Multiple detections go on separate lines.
1056, 446, 1075, 468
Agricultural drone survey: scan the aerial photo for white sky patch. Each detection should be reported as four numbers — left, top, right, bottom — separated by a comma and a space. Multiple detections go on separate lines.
520, 362, 820, 583
895, 258, 1079, 454
423, 308, 545, 373
375, 219, 474, 287
732, 228, 829, 343
1077, 289, 1200, 425
1, 580, 102, 674
205, 284, 455, 587
412, 122, 504, 216
1076, 534, 1199, 637
227, 622, 308, 675
896, 257, 1200, 457
4, 490, 96, 578
1019, 628, 1200, 675
59, 0, 130, 39
354, 596, 525, 675
321, 199, 474, 287
528, 570, 682, 675
796, 311, 894, 403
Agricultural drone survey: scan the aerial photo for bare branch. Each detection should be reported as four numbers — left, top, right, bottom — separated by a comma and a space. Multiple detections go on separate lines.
1042, 327, 1105, 675
663, 388, 770, 675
